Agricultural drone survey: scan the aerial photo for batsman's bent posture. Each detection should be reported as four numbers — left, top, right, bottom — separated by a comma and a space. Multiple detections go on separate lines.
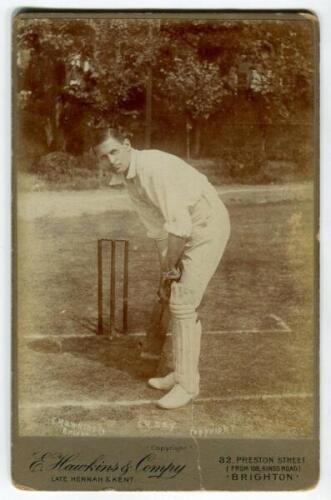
94, 128, 230, 409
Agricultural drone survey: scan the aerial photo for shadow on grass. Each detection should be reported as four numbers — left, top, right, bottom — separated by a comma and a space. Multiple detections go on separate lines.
68, 314, 98, 334
27, 335, 161, 382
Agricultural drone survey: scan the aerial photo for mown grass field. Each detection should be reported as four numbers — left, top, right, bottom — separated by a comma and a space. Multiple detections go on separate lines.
16, 187, 317, 438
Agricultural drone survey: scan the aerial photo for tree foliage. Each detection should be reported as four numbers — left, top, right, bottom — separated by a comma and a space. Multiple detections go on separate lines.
160, 55, 227, 121
15, 17, 315, 157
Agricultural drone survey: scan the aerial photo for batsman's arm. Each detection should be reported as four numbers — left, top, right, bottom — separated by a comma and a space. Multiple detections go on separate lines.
155, 238, 168, 271
155, 234, 186, 275
155, 235, 186, 302
165, 233, 186, 272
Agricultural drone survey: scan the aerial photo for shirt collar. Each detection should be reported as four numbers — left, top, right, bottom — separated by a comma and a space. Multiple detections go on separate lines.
126, 149, 137, 180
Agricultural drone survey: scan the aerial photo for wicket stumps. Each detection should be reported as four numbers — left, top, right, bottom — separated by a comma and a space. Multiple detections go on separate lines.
97, 239, 129, 336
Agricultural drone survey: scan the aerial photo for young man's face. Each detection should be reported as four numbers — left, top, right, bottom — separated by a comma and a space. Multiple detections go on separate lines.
95, 136, 131, 174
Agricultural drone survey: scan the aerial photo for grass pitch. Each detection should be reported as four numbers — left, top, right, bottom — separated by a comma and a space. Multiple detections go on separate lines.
17, 191, 316, 438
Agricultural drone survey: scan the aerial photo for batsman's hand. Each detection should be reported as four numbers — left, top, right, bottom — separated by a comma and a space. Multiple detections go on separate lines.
158, 267, 181, 303
162, 267, 182, 281
158, 278, 171, 303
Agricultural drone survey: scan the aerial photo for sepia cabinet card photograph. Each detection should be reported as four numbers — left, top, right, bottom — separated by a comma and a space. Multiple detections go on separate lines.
12, 10, 319, 491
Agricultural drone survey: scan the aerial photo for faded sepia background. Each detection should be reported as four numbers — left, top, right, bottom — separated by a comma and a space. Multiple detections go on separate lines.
14, 14, 317, 438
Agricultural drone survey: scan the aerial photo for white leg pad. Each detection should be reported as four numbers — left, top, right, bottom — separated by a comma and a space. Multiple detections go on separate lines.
170, 283, 201, 395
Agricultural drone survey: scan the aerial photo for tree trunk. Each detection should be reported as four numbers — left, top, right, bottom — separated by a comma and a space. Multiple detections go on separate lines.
144, 21, 155, 149
54, 98, 67, 151
145, 64, 153, 149
44, 118, 54, 148
261, 129, 267, 156
186, 117, 192, 160
260, 122, 268, 161
44, 98, 67, 152
192, 120, 202, 158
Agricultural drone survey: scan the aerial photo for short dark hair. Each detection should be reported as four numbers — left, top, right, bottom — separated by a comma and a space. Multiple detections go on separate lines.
88, 126, 132, 149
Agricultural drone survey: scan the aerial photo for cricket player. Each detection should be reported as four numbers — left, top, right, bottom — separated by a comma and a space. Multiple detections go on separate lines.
93, 127, 230, 409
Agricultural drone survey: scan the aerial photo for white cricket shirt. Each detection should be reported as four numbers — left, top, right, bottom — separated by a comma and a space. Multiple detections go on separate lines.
125, 148, 221, 240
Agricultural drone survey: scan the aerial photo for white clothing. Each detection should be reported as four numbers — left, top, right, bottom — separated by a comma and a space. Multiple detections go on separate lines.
126, 148, 230, 404
125, 148, 230, 306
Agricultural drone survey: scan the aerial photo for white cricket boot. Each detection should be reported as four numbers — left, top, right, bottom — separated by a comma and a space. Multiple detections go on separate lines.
157, 284, 202, 410
148, 372, 176, 391
157, 383, 197, 409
